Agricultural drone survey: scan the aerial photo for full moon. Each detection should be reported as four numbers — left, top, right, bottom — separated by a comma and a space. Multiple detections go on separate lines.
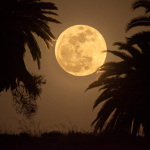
55, 25, 107, 76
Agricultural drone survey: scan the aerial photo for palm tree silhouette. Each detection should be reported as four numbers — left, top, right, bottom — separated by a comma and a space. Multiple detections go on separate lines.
0, 0, 60, 96
87, 0, 150, 136
126, 0, 150, 32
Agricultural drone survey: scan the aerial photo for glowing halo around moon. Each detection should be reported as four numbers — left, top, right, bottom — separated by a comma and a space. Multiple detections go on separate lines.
55, 25, 107, 76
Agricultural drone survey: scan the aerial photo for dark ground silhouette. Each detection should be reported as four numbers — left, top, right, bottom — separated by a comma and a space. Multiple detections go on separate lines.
0, 132, 150, 150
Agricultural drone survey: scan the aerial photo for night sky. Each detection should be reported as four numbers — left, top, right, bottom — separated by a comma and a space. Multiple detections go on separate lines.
0, 0, 143, 133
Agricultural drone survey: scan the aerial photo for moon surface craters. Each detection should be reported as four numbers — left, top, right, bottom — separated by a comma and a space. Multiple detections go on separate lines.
59, 44, 93, 74
55, 25, 107, 76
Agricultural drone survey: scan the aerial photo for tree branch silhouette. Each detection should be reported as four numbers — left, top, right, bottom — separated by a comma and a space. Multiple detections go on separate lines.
12, 75, 46, 118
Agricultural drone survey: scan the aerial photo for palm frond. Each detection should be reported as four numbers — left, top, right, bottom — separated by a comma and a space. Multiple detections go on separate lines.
132, 117, 141, 135
85, 80, 102, 92
24, 30, 41, 69
92, 99, 116, 131
32, 20, 55, 39
93, 90, 115, 109
30, 12, 61, 24
132, 0, 150, 13
22, 18, 55, 49
98, 77, 124, 91
41, 10, 58, 16
114, 110, 133, 133
86, 74, 124, 92
126, 16, 150, 32
104, 108, 121, 131
107, 50, 132, 60
30, 2, 59, 10
99, 61, 131, 77
31, 25, 53, 47
114, 42, 142, 57
126, 31, 150, 45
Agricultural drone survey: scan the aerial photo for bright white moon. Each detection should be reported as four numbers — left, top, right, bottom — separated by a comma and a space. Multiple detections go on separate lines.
55, 25, 107, 76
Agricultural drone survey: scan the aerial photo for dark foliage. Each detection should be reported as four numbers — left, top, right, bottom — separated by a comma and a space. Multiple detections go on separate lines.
12, 75, 46, 118
0, 0, 60, 116
126, 0, 150, 32
87, 0, 150, 136
0, 0, 60, 95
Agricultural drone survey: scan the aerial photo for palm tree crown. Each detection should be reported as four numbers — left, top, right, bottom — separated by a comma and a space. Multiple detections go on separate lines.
87, 0, 150, 136
0, 0, 60, 95
126, 0, 150, 31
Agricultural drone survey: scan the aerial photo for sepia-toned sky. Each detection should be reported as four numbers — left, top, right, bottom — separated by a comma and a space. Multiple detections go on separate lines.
0, 0, 143, 133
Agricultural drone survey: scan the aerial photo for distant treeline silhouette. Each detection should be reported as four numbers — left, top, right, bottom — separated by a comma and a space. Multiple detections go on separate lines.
87, 0, 150, 137
0, 0, 60, 117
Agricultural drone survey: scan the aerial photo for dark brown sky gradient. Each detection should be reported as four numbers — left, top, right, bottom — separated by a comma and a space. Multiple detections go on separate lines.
0, 0, 143, 133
